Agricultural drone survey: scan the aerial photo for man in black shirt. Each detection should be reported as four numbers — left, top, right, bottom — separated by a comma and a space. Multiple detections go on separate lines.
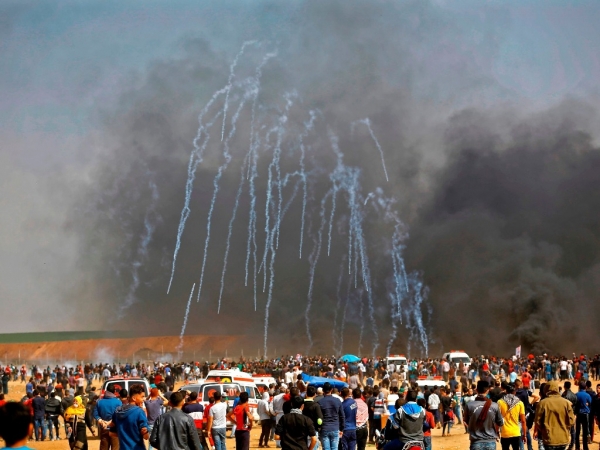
275, 396, 317, 450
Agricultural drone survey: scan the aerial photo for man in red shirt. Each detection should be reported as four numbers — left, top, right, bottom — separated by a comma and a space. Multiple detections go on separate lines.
227, 392, 252, 450
521, 369, 532, 389
417, 398, 435, 450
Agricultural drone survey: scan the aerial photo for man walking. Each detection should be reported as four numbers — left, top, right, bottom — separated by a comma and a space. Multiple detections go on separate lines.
317, 382, 345, 450
464, 380, 504, 450
534, 381, 575, 450
150, 391, 202, 450
45, 392, 63, 441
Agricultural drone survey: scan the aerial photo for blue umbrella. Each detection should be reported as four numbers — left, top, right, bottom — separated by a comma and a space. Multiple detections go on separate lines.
340, 354, 360, 363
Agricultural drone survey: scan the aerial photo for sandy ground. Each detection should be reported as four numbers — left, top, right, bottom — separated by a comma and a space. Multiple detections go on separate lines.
2, 378, 599, 450
0, 334, 250, 363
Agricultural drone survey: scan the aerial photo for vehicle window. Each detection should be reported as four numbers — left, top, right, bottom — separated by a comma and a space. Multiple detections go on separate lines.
108, 381, 126, 394
254, 388, 262, 398
244, 386, 255, 398
202, 384, 221, 401
222, 383, 241, 399
128, 382, 148, 396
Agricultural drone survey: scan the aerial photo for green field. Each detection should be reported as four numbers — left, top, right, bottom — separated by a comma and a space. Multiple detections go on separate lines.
0, 330, 140, 344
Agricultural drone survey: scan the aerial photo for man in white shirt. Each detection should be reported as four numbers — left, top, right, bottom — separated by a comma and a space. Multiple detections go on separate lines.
427, 388, 441, 428
208, 392, 228, 450
560, 359, 569, 380
284, 370, 295, 386
442, 360, 450, 382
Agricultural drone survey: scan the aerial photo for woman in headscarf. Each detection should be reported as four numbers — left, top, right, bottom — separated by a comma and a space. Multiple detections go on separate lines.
64, 395, 88, 450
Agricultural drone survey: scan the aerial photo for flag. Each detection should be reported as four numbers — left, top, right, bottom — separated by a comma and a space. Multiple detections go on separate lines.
515, 346, 521, 358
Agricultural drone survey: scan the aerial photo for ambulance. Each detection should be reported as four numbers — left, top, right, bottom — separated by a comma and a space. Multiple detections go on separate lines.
203, 370, 260, 421
386, 354, 408, 370
252, 374, 277, 394
441, 350, 471, 368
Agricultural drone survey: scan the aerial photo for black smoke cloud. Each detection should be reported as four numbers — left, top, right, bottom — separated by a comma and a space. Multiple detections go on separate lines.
64, 0, 599, 356
408, 102, 600, 354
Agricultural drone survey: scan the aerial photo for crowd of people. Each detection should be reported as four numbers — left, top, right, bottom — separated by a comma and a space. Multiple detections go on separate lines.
0, 351, 599, 450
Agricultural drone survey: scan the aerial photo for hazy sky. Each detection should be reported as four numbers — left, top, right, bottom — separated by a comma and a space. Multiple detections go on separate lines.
2, 0, 599, 355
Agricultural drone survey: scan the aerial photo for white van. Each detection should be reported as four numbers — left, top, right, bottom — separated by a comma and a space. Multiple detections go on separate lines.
442, 350, 471, 368
386, 354, 408, 371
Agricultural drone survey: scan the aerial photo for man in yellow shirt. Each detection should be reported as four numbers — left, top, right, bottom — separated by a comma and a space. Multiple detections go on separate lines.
498, 382, 527, 450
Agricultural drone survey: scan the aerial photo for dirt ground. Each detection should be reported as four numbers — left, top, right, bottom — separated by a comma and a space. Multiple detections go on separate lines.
2, 378, 599, 450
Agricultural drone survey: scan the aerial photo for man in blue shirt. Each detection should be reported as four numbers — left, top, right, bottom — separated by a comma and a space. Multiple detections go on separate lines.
341, 388, 357, 450
111, 384, 149, 450
317, 383, 345, 450
576, 381, 592, 450
94, 384, 122, 449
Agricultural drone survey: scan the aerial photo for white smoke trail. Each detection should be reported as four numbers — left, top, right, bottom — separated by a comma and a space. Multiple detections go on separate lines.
199, 82, 254, 304
178, 283, 196, 354
221, 40, 258, 142
352, 117, 389, 182
167, 102, 226, 294
120, 178, 159, 316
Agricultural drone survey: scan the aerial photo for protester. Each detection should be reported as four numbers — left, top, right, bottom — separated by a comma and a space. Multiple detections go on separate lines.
575, 381, 592, 450
43, 391, 62, 441
317, 382, 345, 450
146, 387, 168, 450
352, 388, 368, 450
0, 402, 35, 450
31, 390, 48, 441
417, 398, 435, 450
208, 391, 228, 450
65, 395, 89, 450
497, 382, 527, 450
259, 391, 276, 447
227, 391, 253, 450
275, 395, 317, 450
302, 386, 323, 450
94, 384, 121, 449
464, 380, 504, 450
150, 391, 202, 450
111, 385, 149, 450
534, 380, 575, 450
340, 388, 357, 450
380, 389, 425, 450
182, 391, 208, 449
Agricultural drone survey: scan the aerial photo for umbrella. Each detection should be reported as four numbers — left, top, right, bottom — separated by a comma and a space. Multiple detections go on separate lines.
340, 354, 360, 363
